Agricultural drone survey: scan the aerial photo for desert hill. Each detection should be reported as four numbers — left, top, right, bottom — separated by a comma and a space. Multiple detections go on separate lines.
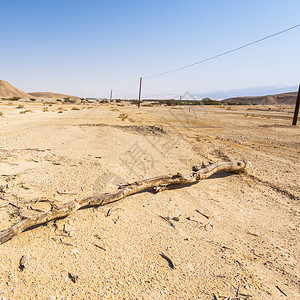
28, 92, 80, 100
0, 81, 80, 100
0, 80, 31, 99
222, 91, 297, 105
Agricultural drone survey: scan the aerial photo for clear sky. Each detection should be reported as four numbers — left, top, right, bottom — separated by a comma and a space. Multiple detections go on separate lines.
1, 0, 299, 98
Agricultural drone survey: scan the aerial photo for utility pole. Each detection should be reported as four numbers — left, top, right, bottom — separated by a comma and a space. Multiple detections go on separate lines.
110, 90, 113, 105
138, 77, 142, 108
292, 84, 300, 125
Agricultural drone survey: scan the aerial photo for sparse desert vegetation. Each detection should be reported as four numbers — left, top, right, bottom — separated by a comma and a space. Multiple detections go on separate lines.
118, 112, 128, 121
19, 109, 33, 114
0, 101, 298, 299
0, 0, 299, 297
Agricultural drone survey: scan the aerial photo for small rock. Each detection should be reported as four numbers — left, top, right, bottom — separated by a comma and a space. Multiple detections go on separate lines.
72, 249, 79, 255
68, 272, 78, 283
63, 224, 70, 233
19, 254, 30, 271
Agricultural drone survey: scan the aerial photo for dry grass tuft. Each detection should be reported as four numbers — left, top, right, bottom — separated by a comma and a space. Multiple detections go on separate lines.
119, 113, 128, 121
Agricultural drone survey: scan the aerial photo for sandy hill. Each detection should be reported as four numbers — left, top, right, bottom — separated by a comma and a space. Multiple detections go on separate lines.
0, 80, 31, 99
29, 92, 81, 100
222, 91, 297, 105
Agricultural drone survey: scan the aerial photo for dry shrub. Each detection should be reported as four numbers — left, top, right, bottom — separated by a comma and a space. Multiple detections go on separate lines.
20, 110, 33, 114
119, 113, 128, 121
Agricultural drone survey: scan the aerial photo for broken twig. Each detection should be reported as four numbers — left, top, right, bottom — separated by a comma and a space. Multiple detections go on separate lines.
275, 285, 287, 296
160, 252, 175, 269
195, 209, 210, 219
60, 238, 73, 247
94, 244, 106, 251
159, 215, 175, 228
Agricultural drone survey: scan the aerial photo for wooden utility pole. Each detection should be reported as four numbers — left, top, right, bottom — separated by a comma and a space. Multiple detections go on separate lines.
138, 77, 142, 108
110, 90, 113, 105
292, 84, 300, 125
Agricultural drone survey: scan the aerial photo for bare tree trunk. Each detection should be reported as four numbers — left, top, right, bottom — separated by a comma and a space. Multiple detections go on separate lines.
0, 160, 250, 245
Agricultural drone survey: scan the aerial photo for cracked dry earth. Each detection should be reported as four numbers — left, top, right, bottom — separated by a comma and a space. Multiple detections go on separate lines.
0, 102, 299, 299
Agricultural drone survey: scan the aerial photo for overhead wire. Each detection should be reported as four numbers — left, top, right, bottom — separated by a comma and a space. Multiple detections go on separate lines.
112, 23, 300, 97
143, 23, 300, 79
116, 79, 139, 91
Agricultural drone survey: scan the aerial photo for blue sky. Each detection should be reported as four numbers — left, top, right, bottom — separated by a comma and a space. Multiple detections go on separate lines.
1, 0, 299, 98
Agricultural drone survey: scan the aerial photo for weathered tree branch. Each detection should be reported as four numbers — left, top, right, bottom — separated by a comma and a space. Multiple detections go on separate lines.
0, 160, 250, 245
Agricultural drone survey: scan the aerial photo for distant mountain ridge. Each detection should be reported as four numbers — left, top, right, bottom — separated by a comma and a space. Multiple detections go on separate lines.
28, 92, 80, 100
221, 92, 297, 105
0, 80, 297, 104
146, 85, 298, 100
193, 85, 298, 100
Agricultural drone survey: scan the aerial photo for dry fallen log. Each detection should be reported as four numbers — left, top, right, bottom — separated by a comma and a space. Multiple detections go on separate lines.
0, 160, 250, 245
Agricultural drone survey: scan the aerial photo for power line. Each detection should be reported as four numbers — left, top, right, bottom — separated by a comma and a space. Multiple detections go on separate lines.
116, 79, 139, 91
144, 23, 300, 79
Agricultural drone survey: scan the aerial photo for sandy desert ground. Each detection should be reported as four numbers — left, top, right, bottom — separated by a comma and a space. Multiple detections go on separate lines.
0, 101, 299, 299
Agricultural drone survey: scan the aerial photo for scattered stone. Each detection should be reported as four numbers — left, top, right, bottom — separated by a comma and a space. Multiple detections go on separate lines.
19, 254, 30, 271
68, 272, 78, 283
72, 249, 79, 255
